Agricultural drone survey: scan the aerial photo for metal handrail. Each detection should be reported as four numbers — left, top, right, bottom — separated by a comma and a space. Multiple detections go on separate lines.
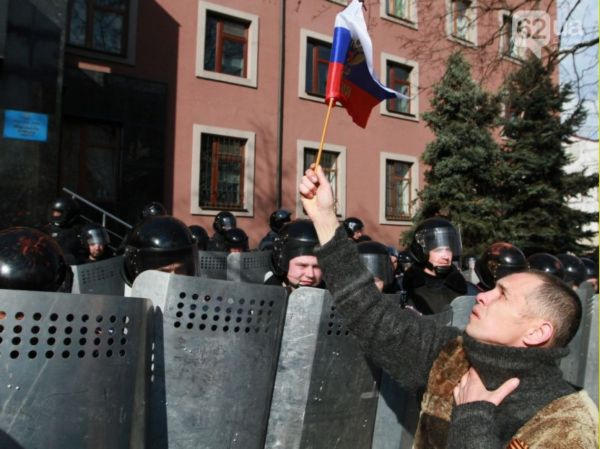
61, 188, 132, 229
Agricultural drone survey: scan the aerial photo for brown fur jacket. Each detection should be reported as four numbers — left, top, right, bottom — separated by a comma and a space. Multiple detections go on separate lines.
316, 226, 598, 449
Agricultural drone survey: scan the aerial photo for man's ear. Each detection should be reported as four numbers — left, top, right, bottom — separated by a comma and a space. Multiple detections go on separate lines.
523, 320, 554, 347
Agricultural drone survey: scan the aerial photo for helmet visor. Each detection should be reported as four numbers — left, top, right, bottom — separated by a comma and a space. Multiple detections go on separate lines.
415, 227, 462, 258
86, 228, 110, 246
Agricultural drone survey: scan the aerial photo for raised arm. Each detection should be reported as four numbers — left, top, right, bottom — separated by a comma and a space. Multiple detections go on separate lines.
300, 166, 459, 390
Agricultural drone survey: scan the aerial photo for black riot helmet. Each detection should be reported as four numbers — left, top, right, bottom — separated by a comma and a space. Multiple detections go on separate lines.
556, 254, 587, 287
475, 242, 528, 290
0, 227, 67, 292
189, 225, 209, 251
122, 215, 198, 286
357, 241, 395, 289
48, 196, 80, 228
343, 217, 364, 238
527, 253, 565, 280
269, 209, 292, 233
224, 228, 249, 252
580, 257, 598, 280
409, 217, 462, 276
140, 202, 166, 220
80, 223, 110, 248
272, 219, 319, 277
213, 211, 237, 235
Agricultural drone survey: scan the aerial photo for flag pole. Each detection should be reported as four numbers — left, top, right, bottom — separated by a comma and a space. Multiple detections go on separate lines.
315, 97, 335, 167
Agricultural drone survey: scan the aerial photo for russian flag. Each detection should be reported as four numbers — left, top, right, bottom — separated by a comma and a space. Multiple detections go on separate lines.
325, 0, 407, 128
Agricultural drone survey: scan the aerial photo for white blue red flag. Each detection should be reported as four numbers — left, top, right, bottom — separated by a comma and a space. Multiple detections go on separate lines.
325, 0, 407, 128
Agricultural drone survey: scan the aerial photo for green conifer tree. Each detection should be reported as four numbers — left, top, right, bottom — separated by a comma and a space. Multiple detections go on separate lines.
498, 56, 597, 254
406, 52, 504, 257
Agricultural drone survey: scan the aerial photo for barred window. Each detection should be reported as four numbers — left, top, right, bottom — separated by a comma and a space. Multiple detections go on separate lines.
303, 148, 340, 213
199, 134, 245, 210
385, 159, 412, 220
387, 62, 411, 115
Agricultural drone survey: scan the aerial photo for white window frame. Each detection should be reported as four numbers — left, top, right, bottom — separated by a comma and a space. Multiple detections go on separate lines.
196, 1, 259, 88
380, 0, 418, 30
298, 28, 333, 104
190, 124, 255, 217
379, 152, 419, 225
380, 52, 419, 122
296, 139, 346, 219
498, 10, 525, 63
66, 0, 139, 65
445, 0, 478, 47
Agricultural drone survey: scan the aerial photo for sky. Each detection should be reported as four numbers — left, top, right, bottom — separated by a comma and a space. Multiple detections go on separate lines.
558, 0, 599, 140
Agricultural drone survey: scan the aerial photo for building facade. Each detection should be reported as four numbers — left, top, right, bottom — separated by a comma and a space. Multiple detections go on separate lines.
0, 0, 557, 247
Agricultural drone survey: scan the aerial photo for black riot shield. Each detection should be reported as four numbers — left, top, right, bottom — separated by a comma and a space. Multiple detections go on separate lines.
0, 289, 152, 449
265, 287, 381, 449
71, 255, 125, 295
197, 250, 228, 280
131, 271, 288, 449
227, 251, 273, 283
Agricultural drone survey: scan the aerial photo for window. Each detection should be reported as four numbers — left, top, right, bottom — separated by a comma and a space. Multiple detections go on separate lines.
204, 13, 248, 78
66, 0, 138, 62
446, 0, 477, 45
196, 2, 258, 88
306, 39, 331, 97
299, 29, 333, 103
381, 0, 418, 27
296, 140, 346, 218
380, 53, 419, 121
387, 62, 411, 115
379, 153, 419, 225
499, 12, 525, 61
191, 125, 255, 216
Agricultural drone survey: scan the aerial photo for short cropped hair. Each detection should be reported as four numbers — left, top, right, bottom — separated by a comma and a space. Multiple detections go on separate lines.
527, 270, 582, 347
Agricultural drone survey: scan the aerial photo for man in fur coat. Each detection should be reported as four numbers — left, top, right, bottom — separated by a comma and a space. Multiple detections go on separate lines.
299, 165, 598, 449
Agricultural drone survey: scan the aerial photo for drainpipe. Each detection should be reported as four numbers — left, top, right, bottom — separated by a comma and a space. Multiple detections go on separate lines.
275, 0, 286, 208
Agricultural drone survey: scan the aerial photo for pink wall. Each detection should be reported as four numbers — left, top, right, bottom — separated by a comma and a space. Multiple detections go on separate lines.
66, 0, 557, 249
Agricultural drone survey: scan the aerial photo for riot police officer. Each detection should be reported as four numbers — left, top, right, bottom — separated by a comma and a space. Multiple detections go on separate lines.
40, 196, 84, 264
0, 227, 72, 292
78, 223, 114, 264
527, 253, 565, 280
265, 219, 323, 291
580, 257, 598, 293
258, 209, 292, 251
224, 228, 249, 253
207, 211, 237, 252
189, 225, 209, 251
556, 253, 587, 289
357, 241, 395, 292
121, 215, 198, 287
343, 217, 364, 242
474, 242, 528, 291
403, 217, 476, 315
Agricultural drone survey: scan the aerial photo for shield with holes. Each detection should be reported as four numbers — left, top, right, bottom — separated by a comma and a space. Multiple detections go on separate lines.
0, 289, 152, 449
227, 251, 273, 283
265, 287, 381, 449
71, 255, 125, 295
132, 271, 288, 449
197, 251, 228, 280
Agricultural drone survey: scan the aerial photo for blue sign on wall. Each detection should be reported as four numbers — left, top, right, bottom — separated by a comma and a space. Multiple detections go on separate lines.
3, 109, 49, 142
